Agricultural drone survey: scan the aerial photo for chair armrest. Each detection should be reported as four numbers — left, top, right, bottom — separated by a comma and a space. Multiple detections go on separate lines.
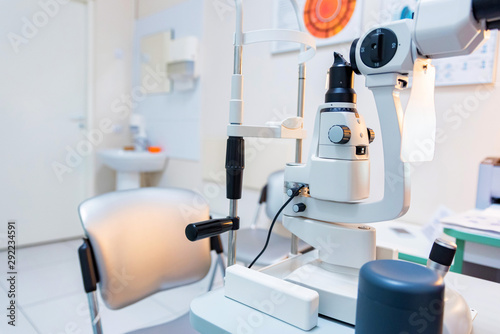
78, 238, 100, 293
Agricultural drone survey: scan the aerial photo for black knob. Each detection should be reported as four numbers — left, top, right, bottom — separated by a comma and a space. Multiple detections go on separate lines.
287, 187, 304, 197
293, 203, 306, 213
328, 125, 351, 144
367, 128, 375, 144
429, 238, 457, 267
360, 28, 398, 69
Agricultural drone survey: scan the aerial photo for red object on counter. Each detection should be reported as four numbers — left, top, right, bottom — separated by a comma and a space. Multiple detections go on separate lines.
148, 147, 162, 153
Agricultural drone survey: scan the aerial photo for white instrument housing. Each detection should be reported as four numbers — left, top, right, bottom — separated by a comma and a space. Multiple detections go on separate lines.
414, 0, 487, 59
286, 102, 371, 203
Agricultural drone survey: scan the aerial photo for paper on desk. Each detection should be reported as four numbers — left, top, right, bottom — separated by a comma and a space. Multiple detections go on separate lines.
423, 206, 455, 242
483, 204, 500, 216
440, 205, 500, 235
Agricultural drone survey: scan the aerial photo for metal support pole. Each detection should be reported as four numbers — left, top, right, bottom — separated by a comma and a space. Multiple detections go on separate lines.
295, 62, 306, 164
234, 45, 243, 76
87, 291, 103, 334
228, 200, 238, 266
226, 0, 244, 267
207, 251, 227, 291
291, 57, 306, 255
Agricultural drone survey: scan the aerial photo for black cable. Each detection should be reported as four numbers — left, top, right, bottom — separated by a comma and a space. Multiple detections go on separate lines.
248, 186, 304, 269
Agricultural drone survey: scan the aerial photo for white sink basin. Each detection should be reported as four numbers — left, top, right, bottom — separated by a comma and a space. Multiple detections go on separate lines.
98, 149, 167, 172
98, 149, 167, 190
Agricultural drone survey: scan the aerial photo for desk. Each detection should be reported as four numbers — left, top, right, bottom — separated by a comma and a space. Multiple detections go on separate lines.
367, 220, 433, 267
190, 253, 500, 333
444, 228, 500, 274
191, 289, 354, 333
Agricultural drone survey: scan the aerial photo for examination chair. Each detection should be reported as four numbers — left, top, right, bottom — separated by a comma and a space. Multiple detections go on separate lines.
77, 187, 224, 334
222, 170, 310, 267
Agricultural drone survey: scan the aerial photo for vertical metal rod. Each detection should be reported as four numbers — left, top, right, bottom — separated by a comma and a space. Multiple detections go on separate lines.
291, 56, 306, 255
207, 250, 226, 291
87, 291, 103, 334
218, 253, 227, 277
227, 1, 243, 268
207, 252, 218, 291
228, 200, 238, 266
234, 45, 243, 76
295, 62, 306, 164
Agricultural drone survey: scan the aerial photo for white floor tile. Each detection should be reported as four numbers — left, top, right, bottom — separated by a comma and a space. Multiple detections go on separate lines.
148, 254, 224, 318
23, 292, 174, 334
97, 294, 177, 333
62, 238, 85, 252
0, 309, 38, 334
151, 281, 208, 316
0, 241, 78, 273
9, 259, 83, 307
0, 284, 38, 334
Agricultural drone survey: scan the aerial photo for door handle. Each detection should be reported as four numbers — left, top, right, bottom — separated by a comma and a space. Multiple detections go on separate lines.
70, 115, 87, 129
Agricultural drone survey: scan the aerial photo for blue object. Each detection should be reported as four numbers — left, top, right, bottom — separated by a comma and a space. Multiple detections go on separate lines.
355, 260, 444, 334
400, 6, 414, 20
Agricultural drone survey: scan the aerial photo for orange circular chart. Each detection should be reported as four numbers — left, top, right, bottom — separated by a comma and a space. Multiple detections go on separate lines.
304, 0, 357, 39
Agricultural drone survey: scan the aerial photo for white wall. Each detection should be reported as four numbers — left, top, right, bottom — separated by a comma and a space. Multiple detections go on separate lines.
133, 0, 204, 191
91, 0, 135, 195
137, 0, 186, 18
137, 0, 500, 228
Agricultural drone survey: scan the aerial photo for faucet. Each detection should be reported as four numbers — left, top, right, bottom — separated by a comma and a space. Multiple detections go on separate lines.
134, 137, 150, 151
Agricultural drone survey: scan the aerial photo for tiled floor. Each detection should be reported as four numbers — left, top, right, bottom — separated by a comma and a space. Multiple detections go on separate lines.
0, 239, 224, 334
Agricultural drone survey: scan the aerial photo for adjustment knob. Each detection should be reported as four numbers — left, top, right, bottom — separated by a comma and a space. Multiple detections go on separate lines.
360, 28, 398, 69
429, 238, 456, 267
370, 32, 385, 63
293, 203, 306, 213
427, 238, 457, 278
367, 128, 375, 144
328, 125, 351, 144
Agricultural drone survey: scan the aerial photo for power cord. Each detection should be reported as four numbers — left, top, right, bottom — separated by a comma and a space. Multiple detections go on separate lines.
248, 185, 304, 269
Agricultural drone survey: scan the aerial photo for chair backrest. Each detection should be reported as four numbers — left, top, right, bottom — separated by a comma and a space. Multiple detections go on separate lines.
265, 170, 285, 223
78, 187, 211, 310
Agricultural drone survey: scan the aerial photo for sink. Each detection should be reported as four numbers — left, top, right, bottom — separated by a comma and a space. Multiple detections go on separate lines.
98, 149, 167, 190
98, 149, 167, 172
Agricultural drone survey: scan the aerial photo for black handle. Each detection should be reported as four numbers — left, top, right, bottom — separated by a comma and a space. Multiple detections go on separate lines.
226, 137, 245, 200
210, 235, 224, 254
185, 217, 240, 242
78, 238, 100, 293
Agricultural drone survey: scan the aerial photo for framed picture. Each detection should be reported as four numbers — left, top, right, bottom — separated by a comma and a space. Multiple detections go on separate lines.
272, 0, 364, 53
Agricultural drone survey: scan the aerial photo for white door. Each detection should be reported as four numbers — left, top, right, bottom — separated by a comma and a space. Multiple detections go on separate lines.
0, 0, 89, 246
